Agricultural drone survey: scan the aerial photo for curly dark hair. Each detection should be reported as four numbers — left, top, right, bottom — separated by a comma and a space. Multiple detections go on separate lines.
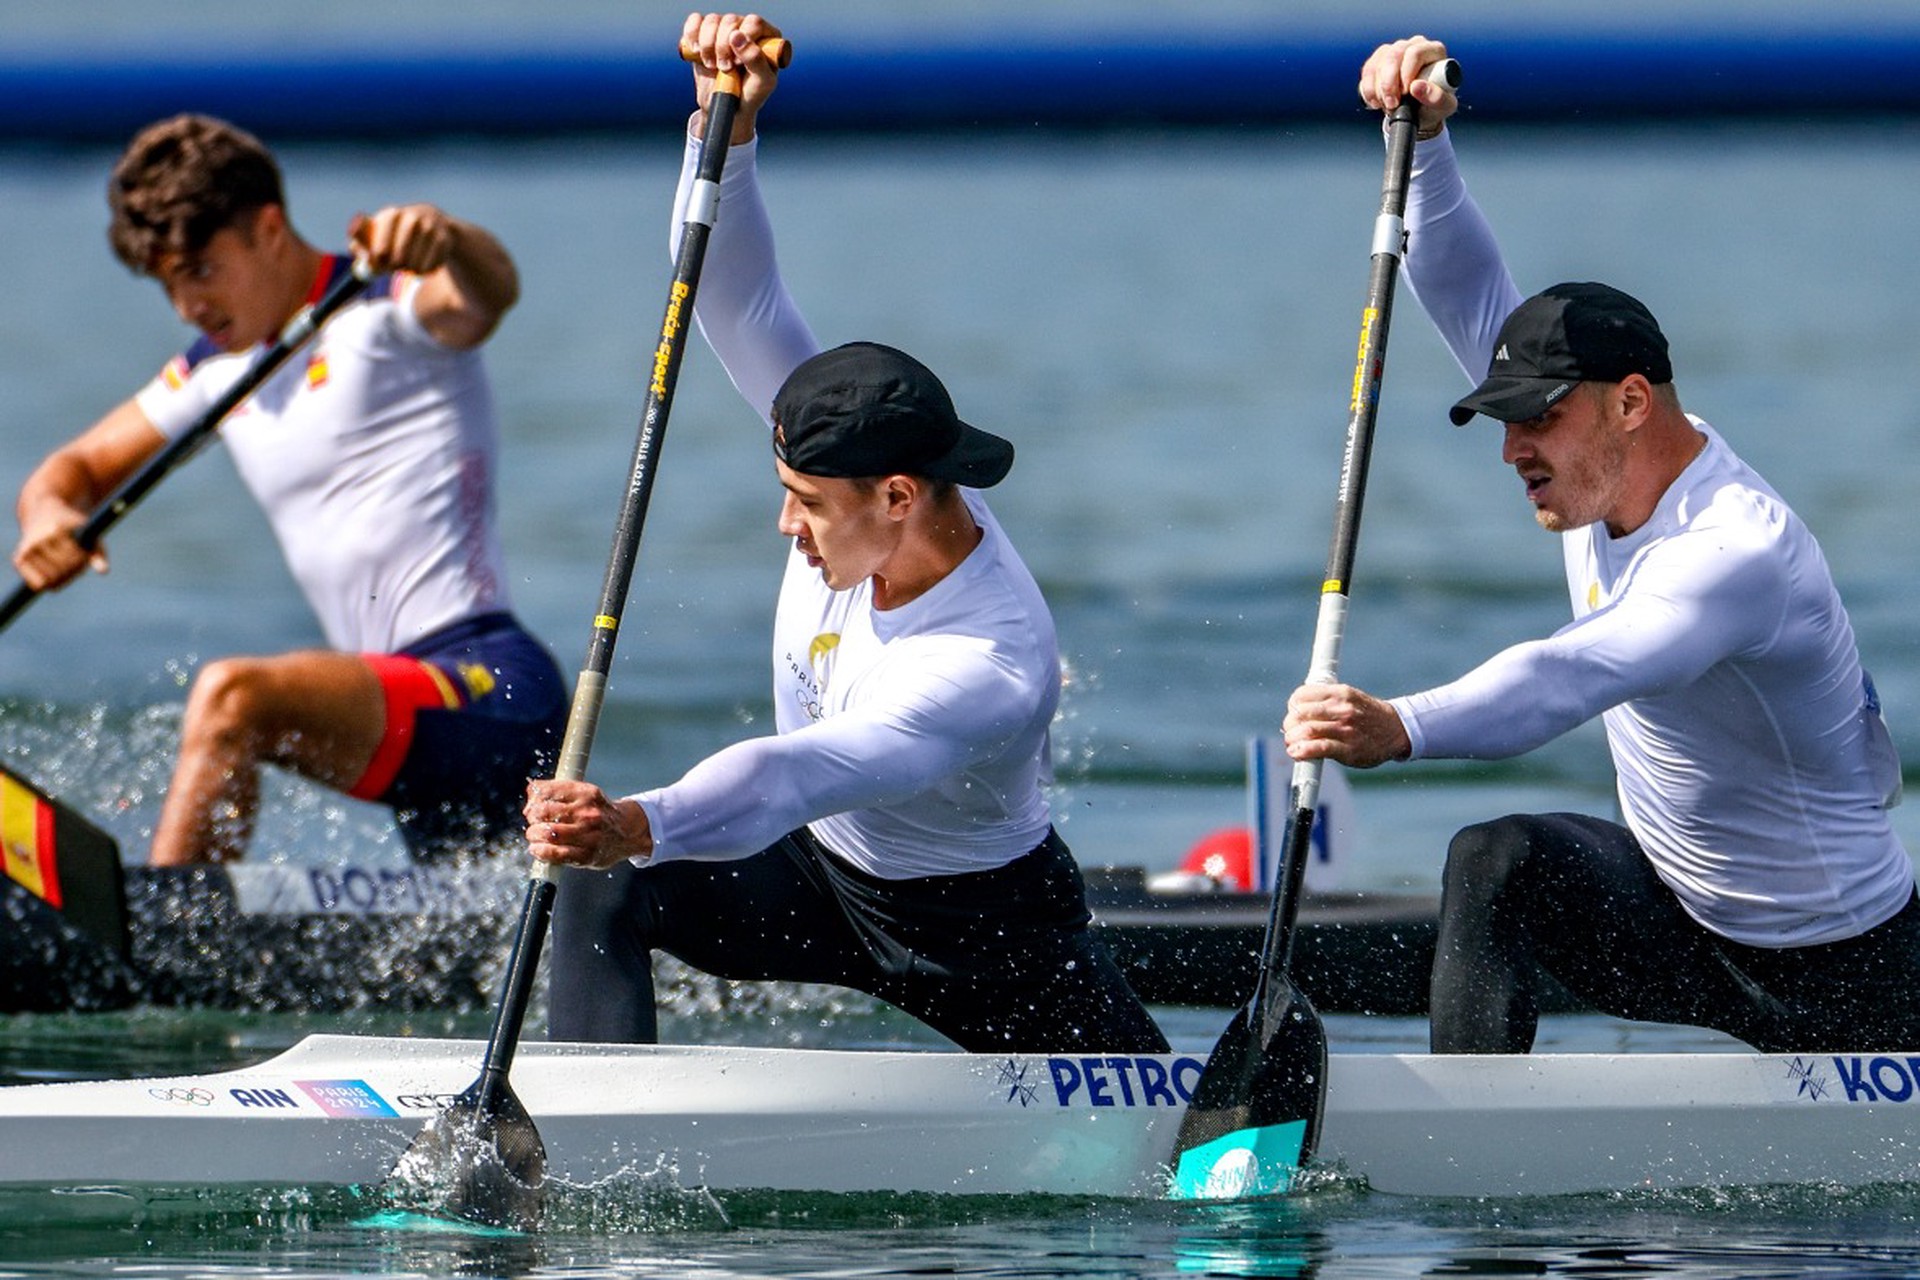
107, 115, 285, 275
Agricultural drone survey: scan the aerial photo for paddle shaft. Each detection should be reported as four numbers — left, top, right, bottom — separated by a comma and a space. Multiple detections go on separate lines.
470, 77, 750, 1111
1166, 62, 1462, 1200
1252, 65, 1457, 1008
0, 263, 372, 635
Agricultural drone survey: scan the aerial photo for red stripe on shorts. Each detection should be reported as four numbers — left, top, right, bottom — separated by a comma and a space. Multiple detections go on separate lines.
350, 654, 464, 801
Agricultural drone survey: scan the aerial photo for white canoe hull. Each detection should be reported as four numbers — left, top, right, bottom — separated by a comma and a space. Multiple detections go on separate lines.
2, 1035, 1917, 1199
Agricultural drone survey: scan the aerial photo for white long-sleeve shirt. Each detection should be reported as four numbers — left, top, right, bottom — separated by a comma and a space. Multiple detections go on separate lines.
1389, 132, 1911, 947
628, 133, 1057, 879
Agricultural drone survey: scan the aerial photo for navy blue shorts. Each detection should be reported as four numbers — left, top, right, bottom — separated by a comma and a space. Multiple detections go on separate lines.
354, 611, 566, 861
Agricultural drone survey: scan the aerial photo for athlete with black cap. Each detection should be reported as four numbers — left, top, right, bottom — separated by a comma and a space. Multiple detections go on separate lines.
525, 13, 1166, 1054
1279, 34, 1920, 1055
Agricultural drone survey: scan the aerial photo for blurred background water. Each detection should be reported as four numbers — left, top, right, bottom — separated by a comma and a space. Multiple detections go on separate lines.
4, 2, 1920, 1275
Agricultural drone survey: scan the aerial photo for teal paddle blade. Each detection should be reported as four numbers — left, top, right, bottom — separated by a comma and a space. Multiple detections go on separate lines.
1170, 978, 1327, 1200
353, 1208, 527, 1238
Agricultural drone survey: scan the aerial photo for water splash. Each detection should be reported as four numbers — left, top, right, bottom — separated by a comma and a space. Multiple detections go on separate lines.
384, 1097, 546, 1233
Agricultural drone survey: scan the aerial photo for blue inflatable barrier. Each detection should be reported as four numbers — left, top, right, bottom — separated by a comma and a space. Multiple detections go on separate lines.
4, 26, 1918, 144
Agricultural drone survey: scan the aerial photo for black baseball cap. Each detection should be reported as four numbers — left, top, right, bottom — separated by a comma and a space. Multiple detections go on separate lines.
1449, 282, 1674, 426
770, 342, 1014, 487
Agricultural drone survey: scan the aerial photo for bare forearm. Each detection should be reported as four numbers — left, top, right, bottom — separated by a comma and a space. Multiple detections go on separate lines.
17, 453, 99, 527
437, 217, 520, 334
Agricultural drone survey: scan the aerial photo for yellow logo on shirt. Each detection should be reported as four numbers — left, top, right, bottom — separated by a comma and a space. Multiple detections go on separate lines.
1587, 581, 1601, 611
808, 633, 840, 672
306, 349, 330, 390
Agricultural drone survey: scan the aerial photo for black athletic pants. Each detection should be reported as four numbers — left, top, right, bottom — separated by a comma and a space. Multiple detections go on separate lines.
548, 825, 1169, 1054
1432, 811, 1920, 1053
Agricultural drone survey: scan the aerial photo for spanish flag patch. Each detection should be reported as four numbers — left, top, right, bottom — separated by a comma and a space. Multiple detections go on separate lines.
0, 772, 60, 908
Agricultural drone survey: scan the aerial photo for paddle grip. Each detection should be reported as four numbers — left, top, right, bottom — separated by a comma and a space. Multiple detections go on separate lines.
678, 36, 794, 70
554, 670, 606, 784
1423, 59, 1462, 92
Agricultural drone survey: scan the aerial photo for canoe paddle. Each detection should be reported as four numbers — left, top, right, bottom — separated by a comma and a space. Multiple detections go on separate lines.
0, 259, 372, 635
383, 34, 792, 1234
1170, 57, 1461, 1201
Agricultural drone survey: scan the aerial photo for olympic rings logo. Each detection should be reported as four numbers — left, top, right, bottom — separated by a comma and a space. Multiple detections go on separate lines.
148, 1086, 214, 1106
395, 1092, 463, 1111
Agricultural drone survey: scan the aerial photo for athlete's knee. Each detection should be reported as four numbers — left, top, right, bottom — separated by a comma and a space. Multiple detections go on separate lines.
552, 867, 651, 959
1442, 815, 1543, 898
181, 657, 273, 748
547, 867, 659, 1043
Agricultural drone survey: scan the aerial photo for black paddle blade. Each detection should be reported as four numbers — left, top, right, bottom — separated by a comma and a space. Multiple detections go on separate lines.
386, 1081, 547, 1232
1169, 978, 1327, 1199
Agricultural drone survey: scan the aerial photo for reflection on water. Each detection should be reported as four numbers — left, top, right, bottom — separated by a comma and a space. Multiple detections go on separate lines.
9, 1179, 1920, 1278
